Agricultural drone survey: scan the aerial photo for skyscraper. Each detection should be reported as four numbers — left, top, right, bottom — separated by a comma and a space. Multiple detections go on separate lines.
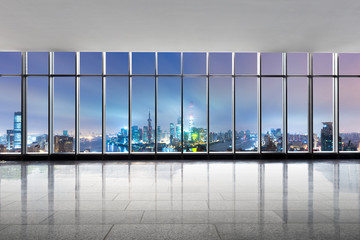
321, 122, 333, 151
6, 112, 21, 151
13, 112, 21, 149
147, 111, 152, 143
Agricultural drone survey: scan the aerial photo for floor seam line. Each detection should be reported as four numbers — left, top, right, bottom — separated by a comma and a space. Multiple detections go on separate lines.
139, 211, 145, 223
102, 224, 115, 240
213, 224, 223, 240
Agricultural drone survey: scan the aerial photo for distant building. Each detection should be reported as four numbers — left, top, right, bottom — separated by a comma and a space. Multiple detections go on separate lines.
54, 135, 74, 152
7, 112, 21, 151
321, 122, 333, 151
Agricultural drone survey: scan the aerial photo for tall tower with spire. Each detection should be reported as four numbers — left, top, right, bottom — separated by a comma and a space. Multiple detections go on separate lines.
147, 111, 152, 143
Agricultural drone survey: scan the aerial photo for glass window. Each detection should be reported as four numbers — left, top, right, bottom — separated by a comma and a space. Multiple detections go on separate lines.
132, 53, 155, 75
287, 77, 308, 152
157, 77, 181, 152
183, 53, 206, 75
209, 53, 232, 75
158, 53, 181, 75
0, 77, 21, 152
312, 53, 333, 75
339, 53, 360, 75
0, 52, 21, 75
261, 77, 283, 152
287, 53, 308, 75
54, 77, 75, 153
28, 52, 48, 75
235, 53, 257, 75
209, 77, 233, 152
106, 52, 129, 75
106, 77, 129, 153
80, 52, 102, 75
235, 77, 258, 152
339, 78, 360, 151
131, 77, 155, 152
183, 77, 207, 152
261, 53, 283, 75
54, 52, 75, 75
79, 77, 102, 153
313, 78, 333, 152
27, 77, 48, 153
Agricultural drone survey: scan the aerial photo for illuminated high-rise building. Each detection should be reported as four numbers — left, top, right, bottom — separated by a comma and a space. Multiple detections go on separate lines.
131, 126, 139, 142
13, 112, 21, 149
147, 111, 152, 143
321, 122, 333, 151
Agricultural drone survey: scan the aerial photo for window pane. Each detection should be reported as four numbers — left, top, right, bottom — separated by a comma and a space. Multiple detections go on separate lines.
27, 77, 48, 153
158, 53, 181, 75
313, 78, 333, 152
54, 77, 75, 153
157, 77, 181, 152
287, 53, 308, 75
0, 52, 21, 75
183, 53, 206, 75
80, 77, 102, 153
339, 78, 360, 151
0, 77, 21, 152
287, 77, 308, 152
339, 53, 360, 75
80, 52, 102, 75
313, 53, 333, 75
235, 77, 258, 152
261, 53, 283, 75
235, 53, 257, 75
209, 53, 232, 75
54, 52, 75, 75
183, 77, 207, 152
209, 77, 232, 152
261, 77, 283, 152
28, 52, 48, 75
131, 77, 155, 152
106, 52, 129, 75
106, 77, 129, 152
132, 53, 155, 75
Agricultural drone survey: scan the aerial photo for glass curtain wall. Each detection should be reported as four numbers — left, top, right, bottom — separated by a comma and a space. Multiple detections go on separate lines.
27, 52, 49, 153
235, 53, 258, 152
183, 53, 207, 152
0, 52, 22, 153
1, 51, 358, 156
261, 53, 284, 152
312, 53, 334, 152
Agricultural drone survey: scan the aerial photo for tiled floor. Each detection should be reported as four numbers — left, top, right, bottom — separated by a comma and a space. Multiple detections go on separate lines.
0, 160, 360, 239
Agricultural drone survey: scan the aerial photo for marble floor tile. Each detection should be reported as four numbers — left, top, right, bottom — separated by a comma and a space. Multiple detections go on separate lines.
0, 211, 55, 224
43, 210, 143, 225
105, 224, 220, 240
0, 225, 112, 240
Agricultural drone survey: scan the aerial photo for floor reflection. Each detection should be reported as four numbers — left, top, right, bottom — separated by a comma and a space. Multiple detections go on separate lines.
0, 160, 360, 239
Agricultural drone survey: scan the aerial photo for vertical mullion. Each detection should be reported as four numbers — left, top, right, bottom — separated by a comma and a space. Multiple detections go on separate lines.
75, 52, 80, 155
129, 52, 132, 155
206, 52, 209, 155
258, 53, 262, 154
21, 52, 27, 156
102, 52, 106, 156
181, 52, 184, 156
283, 53, 287, 154
155, 52, 158, 155
232, 52, 235, 155
308, 53, 313, 154
334, 53, 339, 153
49, 52, 54, 155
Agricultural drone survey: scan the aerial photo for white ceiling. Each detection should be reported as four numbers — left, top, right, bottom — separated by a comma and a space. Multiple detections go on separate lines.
1, 0, 360, 52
